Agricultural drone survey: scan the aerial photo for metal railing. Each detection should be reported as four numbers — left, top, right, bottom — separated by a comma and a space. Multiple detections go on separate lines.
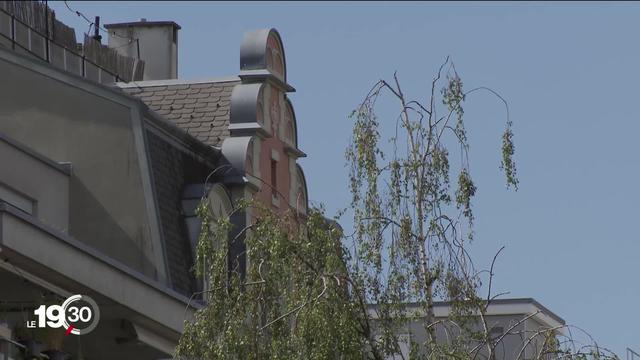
0, 336, 51, 360
0, 7, 122, 85
628, 348, 640, 360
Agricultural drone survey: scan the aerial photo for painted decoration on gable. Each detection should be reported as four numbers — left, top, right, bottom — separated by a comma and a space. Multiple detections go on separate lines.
256, 86, 264, 125
295, 165, 308, 214
283, 99, 296, 147
269, 87, 281, 136
266, 32, 285, 80
245, 139, 254, 175
223, 28, 307, 216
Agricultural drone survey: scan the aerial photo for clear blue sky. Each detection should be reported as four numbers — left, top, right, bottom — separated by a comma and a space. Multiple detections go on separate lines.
50, 1, 640, 355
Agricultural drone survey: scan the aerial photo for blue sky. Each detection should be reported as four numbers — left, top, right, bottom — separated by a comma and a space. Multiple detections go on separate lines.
50, 1, 640, 355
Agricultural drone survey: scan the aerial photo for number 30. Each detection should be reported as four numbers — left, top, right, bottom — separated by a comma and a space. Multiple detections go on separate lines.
68, 306, 92, 322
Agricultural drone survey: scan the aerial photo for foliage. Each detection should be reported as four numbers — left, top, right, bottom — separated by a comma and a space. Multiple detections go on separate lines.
343, 58, 520, 358
175, 201, 367, 360
176, 58, 617, 360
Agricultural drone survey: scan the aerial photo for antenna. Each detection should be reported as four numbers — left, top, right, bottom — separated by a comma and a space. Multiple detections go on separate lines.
93, 16, 102, 42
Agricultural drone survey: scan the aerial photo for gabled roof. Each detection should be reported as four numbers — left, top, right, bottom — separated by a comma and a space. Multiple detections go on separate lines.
117, 77, 240, 147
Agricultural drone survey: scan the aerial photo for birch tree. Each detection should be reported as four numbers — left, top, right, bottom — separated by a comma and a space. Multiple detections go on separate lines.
175, 58, 618, 360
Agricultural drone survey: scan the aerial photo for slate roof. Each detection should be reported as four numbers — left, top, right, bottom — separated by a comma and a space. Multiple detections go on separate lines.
118, 77, 240, 147
116, 78, 242, 296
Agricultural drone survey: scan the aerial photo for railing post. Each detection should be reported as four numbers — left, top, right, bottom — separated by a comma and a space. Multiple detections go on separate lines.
45, 1, 50, 62
45, 37, 50, 63
10, 14, 14, 50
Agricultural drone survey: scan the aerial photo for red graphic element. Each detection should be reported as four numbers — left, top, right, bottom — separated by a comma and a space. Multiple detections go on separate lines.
64, 325, 74, 336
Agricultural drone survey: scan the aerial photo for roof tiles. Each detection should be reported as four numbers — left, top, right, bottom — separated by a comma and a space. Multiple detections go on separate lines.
119, 79, 240, 146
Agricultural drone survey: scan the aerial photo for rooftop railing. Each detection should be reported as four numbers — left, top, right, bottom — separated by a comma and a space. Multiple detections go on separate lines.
0, 7, 126, 85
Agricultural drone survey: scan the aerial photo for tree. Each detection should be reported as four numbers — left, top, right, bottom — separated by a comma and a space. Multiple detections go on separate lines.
175, 199, 365, 359
344, 57, 518, 359
175, 58, 618, 360
344, 57, 617, 360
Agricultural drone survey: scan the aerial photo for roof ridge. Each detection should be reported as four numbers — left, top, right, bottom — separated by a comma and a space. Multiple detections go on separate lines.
116, 76, 241, 88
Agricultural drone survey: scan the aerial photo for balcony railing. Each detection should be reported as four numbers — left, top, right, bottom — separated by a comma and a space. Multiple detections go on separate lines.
0, 7, 124, 85
0, 336, 52, 360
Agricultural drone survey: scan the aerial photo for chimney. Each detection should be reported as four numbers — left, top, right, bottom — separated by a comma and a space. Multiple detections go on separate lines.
105, 20, 181, 80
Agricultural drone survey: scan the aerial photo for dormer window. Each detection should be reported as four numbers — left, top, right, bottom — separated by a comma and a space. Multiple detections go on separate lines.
181, 183, 232, 301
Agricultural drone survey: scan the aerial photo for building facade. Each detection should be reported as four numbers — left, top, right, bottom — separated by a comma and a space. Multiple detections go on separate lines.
371, 298, 565, 360
0, 9, 305, 358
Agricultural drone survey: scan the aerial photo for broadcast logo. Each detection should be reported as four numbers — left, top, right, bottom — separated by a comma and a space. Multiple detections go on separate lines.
26, 295, 100, 336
